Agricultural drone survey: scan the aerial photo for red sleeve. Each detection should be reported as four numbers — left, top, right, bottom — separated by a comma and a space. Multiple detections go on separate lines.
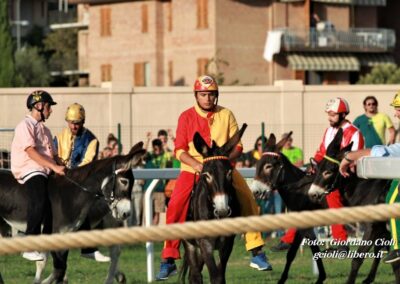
174, 112, 189, 159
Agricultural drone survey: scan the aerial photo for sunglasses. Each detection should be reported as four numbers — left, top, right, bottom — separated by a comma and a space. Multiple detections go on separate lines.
366, 102, 377, 106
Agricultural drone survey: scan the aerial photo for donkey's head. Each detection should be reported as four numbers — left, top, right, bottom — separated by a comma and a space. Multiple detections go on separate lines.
100, 141, 146, 220
193, 124, 247, 218
308, 129, 352, 203
250, 132, 292, 199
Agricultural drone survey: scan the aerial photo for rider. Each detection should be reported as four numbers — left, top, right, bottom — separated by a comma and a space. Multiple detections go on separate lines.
54, 103, 110, 262
156, 75, 272, 281
339, 92, 400, 264
11, 90, 65, 262
272, 98, 365, 252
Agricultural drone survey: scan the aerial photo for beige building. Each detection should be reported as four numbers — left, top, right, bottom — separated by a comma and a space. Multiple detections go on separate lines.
69, 0, 399, 86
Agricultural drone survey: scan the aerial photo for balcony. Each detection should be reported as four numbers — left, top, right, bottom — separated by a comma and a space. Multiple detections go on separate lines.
281, 28, 395, 52
48, 9, 89, 29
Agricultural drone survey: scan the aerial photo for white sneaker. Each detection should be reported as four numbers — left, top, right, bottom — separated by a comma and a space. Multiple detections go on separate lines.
22, 251, 45, 261
81, 251, 110, 262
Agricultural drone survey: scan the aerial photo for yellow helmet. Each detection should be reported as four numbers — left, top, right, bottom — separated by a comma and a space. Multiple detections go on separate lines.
390, 92, 400, 107
65, 103, 85, 123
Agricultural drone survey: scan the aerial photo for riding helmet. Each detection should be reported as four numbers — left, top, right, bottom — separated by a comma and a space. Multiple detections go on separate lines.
325, 97, 350, 114
193, 75, 219, 94
65, 103, 85, 123
26, 90, 57, 110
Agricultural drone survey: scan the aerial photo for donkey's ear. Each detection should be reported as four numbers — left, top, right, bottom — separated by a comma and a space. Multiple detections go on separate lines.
276, 131, 292, 151
128, 141, 144, 155
326, 128, 343, 156
119, 148, 146, 171
338, 141, 353, 160
193, 132, 211, 157
221, 123, 247, 154
265, 133, 276, 151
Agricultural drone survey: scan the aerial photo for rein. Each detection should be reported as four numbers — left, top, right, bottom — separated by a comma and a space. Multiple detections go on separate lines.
203, 156, 229, 163
64, 160, 118, 203
323, 155, 340, 165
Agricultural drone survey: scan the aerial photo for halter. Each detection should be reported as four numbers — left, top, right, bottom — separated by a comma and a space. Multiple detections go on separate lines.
203, 156, 229, 163
322, 154, 342, 193
261, 152, 284, 189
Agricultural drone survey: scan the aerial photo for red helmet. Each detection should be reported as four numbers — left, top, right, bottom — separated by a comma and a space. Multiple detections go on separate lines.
325, 98, 350, 114
193, 75, 218, 92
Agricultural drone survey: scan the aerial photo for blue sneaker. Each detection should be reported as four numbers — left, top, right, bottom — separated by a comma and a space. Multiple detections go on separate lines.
156, 262, 177, 281
250, 252, 273, 271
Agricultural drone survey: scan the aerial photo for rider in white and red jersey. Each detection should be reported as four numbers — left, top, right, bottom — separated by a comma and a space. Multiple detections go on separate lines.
272, 98, 364, 252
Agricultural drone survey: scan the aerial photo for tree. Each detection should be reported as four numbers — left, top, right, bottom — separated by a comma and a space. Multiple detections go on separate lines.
14, 46, 51, 87
44, 28, 78, 86
357, 64, 400, 84
0, 0, 15, 86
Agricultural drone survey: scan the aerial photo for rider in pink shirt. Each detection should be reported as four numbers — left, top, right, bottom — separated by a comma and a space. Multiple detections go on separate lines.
11, 90, 65, 262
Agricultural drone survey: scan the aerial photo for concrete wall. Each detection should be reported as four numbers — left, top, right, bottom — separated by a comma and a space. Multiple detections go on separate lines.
1, 82, 399, 161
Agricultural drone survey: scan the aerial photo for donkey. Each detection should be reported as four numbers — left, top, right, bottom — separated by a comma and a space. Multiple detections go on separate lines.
251, 132, 326, 284
0, 142, 145, 284
180, 125, 246, 284
308, 133, 400, 284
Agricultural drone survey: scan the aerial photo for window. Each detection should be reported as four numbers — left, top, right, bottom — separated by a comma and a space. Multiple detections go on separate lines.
168, 61, 173, 86
101, 64, 112, 82
134, 62, 150, 86
197, 58, 209, 77
141, 4, 148, 33
197, 0, 208, 29
100, 7, 111, 37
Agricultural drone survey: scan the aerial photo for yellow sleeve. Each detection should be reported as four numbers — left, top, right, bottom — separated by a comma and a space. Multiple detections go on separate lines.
384, 113, 394, 129
78, 139, 99, 167
228, 110, 243, 148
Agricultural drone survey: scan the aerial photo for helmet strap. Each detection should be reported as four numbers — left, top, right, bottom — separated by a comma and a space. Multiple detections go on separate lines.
34, 104, 46, 122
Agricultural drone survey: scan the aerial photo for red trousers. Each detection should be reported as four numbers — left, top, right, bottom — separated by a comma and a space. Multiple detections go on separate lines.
281, 190, 347, 244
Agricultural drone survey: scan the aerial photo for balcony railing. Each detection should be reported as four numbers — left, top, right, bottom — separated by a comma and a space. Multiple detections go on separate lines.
281, 28, 396, 52
48, 9, 77, 25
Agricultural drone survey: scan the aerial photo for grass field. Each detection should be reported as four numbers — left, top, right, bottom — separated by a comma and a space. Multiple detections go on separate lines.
0, 237, 395, 283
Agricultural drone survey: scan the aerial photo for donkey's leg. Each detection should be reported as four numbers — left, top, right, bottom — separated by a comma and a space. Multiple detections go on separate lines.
391, 260, 400, 284
306, 230, 326, 284
278, 230, 304, 284
104, 245, 122, 284
183, 241, 203, 284
362, 224, 389, 284
218, 236, 235, 284
34, 252, 48, 284
199, 239, 221, 284
346, 224, 374, 284
42, 251, 69, 284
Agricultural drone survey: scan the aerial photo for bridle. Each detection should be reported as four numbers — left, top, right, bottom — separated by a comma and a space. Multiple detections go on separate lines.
262, 152, 284, 190
63, 160, 119, 208
322, 155, 342, 193
201, 155, 232, 218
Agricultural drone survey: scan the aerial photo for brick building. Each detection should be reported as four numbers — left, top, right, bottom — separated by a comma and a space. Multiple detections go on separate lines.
68, 0, 400, 86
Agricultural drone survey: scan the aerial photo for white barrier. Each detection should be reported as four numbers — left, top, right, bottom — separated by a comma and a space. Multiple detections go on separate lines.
132, 168, 255, 283
357, 157, 400, 179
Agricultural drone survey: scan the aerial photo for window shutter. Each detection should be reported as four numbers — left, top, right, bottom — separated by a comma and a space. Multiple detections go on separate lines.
197, 58, 209, 77
142, 4, 148, 33
134, 63, 145, 86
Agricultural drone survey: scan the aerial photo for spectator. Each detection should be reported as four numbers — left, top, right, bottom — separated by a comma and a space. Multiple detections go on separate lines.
129, 157, 145, 227
353, 96, 396, 148
143, 138, 172, 225
158, 129, 175, 154
106, 133, 120, 156
281, 133, 304, 167
99, 146, 112, 159
53, 103, 110, 262
245, 136, 267, 167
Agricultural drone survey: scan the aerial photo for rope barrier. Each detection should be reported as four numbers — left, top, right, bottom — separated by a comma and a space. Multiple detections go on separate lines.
0, 203, 399, 255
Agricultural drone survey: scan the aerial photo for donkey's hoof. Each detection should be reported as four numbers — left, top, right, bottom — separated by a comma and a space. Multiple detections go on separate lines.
115, 271, 126, 284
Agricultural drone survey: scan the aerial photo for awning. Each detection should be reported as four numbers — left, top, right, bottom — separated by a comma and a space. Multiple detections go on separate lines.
311, 0, 386, 5
358, 53, 395, 67
287, 53, 360, 71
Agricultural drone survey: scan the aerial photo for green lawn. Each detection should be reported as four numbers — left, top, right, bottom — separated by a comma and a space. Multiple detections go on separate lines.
0, 237, 395, 283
